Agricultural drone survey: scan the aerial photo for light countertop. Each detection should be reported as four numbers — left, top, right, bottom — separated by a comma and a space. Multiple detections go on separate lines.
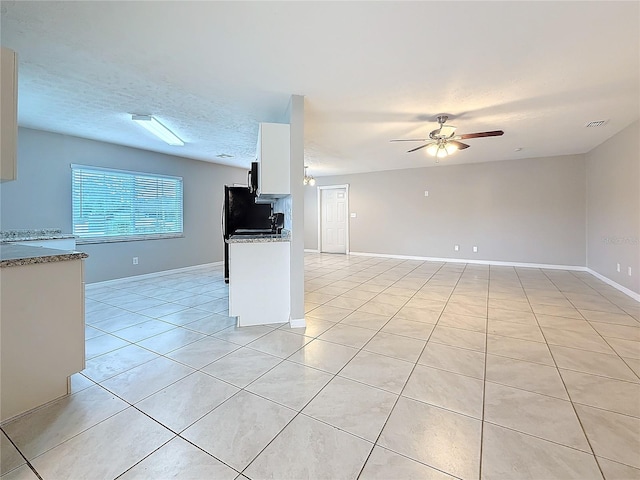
0, 228, 77, 244
0, 244, 88, 268
227, 231, 291, 244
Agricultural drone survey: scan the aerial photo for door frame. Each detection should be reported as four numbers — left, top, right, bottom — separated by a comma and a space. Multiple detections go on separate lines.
317, 184, 350, 254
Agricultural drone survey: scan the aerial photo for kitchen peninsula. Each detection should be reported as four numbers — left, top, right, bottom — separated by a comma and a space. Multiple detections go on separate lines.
0, 241, 87, 422
227, 231, 291, 327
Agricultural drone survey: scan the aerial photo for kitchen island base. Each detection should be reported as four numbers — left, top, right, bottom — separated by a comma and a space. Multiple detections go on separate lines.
228, 240, 290, 327
1, 257, 85, 422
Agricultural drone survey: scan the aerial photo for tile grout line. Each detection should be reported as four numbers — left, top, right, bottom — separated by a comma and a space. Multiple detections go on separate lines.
10, 267, 289, 478
478, 263, 493, 480
559, 276, 640, 384
236, 257, 428, 477
539, 270, 640, 381
7, 257, 637, 479
355, 260, 468, 480
567, 269, 638, 316
293, 259, 444, 478
0, 426, 44, 480
519, 267, 606, 479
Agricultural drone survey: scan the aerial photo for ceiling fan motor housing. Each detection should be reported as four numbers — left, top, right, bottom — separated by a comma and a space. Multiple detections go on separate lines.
430, 116, 456, 140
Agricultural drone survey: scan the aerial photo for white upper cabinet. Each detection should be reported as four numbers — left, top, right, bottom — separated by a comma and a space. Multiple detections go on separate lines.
1, 47, 17, 182
256, 122, 290, 197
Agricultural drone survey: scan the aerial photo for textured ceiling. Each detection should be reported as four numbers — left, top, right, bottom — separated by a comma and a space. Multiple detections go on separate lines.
1, 1, 638, 176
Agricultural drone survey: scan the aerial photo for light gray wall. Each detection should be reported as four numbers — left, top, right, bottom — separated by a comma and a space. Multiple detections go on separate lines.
1, 128, 246, 283
586, 121, 639, 294
305, 154, 587, 266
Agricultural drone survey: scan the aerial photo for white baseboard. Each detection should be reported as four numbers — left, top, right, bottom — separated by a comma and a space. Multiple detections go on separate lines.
348, 251, 587, 271
88, 262, 223, 287
304, 249, 319, 253
289, 317, 307, 328
586, 268, 640, 302
348, 251, 639, 302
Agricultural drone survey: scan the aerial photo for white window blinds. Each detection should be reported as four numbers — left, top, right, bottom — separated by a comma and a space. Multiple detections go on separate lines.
72, 165, 183, 243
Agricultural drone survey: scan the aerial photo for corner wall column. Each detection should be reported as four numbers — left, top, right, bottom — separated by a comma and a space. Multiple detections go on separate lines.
286, 95, 305, 326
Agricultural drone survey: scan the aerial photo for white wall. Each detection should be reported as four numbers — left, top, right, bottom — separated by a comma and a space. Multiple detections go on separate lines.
586, 121, 639, 294
305, 154, 587, 267
0, 128, 247, 282
286, 95, 306, 323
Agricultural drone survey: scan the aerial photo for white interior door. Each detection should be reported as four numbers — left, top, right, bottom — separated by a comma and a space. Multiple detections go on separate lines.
321, 187, 347, 254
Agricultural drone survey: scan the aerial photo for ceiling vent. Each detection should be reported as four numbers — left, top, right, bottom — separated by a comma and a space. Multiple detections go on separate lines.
585, 120, 607, 128
216, 153, 233, 158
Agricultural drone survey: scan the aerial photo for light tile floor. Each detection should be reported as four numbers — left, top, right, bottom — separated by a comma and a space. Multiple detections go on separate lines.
2, 253, 640, 479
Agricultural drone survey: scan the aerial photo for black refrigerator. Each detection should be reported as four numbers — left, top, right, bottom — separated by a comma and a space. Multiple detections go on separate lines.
223, 185, 272, 283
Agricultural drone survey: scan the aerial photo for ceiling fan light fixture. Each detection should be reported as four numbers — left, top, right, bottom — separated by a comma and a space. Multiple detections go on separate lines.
426, 141, 457, 159
444, 142, 459, 155
132, 114, 184, 146
436, 145, 450, 158
426, 144, 439, 156
303, 166, 316, 186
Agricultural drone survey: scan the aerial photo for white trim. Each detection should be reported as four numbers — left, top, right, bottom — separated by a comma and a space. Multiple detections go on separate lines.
317, 184, 350, 255
304, 248, 319, 253
587, 268, 640, 302
77, 233, 184, 245
316, 187, 321, 254
87, 262, 223, 286
348, 251, 639, 301
348, 251, 587, 271
71, 163, 183, 181
289, 317, 307, 328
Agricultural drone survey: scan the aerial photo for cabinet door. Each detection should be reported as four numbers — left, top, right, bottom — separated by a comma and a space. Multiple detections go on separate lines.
257, 123, 290, 196
0, 47, 17, 182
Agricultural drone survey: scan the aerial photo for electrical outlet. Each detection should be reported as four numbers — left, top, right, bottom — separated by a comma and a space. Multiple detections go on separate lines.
473, 246, 478, 253
628, 267, 632, 276
424, 190, 429, 197
617, 263, 621, 272
133, 257, 139, 265
454, 245, 459, 252
350, 212, 357, 218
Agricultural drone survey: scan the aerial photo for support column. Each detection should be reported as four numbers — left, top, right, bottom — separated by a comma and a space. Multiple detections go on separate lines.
286, 95, 305, 326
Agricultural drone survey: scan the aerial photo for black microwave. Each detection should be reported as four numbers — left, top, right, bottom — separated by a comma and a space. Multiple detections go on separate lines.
248, 162, 259, 193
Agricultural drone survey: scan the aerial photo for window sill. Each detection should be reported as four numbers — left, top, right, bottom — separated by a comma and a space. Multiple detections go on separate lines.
76, 234, 184, 245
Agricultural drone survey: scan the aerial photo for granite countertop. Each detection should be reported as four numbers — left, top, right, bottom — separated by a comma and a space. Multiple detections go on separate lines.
0, 228, 77, 243
0, 244, 88, 268
227, 231, 291, 244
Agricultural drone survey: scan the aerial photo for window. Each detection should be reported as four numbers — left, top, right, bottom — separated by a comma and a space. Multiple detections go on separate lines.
72, 164, 183, 243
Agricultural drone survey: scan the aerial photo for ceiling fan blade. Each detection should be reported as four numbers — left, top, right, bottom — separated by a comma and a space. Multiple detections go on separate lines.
448, 140, 470, 150
407, 143, 431, 153
390, 139, 428, 142
458, 130, 504, 139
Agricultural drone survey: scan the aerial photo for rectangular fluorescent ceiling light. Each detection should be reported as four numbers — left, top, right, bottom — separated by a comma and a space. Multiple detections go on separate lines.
132, 115, 184, 146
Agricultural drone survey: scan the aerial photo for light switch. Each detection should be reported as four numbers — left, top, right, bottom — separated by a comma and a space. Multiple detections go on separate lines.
350, 212, 357, 218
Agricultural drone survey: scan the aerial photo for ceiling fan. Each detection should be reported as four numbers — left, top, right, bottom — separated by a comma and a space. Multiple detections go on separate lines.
390, 115, 504, 161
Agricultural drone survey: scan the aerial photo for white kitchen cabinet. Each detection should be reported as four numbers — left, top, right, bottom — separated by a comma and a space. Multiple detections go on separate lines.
1, 47, 17, 182
1, 257, 85, 421
228, 239, 290, 326
256, 122, 290, 197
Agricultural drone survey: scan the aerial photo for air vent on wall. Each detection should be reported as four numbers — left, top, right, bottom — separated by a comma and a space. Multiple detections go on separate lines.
585, 120, 607, 128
